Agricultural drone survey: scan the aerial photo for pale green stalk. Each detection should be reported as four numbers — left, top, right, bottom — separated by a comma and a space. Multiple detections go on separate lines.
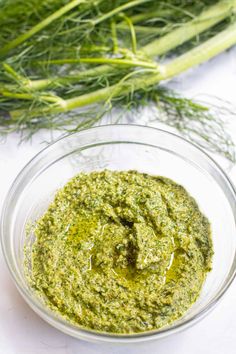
119, 14, 137, 54
116, 23, 167, 34
0, 90, 65, 104
28, 65, 114, 90
163, 21, 236, 78
142, 0, 236, 56
111, 21, 119, 54
37, 57, 158, 69
3, 63, 30, 84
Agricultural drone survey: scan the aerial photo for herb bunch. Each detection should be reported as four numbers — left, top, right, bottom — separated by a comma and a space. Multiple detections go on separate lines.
0, 0, 236, 160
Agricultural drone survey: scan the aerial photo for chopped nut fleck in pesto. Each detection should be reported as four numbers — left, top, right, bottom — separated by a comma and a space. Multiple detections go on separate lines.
25, 170, 213, 334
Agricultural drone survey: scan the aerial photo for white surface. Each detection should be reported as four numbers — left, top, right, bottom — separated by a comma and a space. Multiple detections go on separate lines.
1, 48, 236, 354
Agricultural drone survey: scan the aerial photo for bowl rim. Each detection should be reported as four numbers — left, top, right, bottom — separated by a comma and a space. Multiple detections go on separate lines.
1, 123, 236, 342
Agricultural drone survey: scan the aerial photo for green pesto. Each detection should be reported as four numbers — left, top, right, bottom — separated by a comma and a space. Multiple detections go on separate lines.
25, 170, 213, 334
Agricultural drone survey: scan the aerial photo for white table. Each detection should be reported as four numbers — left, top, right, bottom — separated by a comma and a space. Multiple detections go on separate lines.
1, 47, 236, 354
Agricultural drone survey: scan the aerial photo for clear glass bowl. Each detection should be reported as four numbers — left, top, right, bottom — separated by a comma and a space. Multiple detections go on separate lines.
1, 124, 236, 343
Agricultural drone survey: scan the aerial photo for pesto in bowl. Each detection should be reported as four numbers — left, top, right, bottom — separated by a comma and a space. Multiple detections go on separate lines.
25, 170, 213, 334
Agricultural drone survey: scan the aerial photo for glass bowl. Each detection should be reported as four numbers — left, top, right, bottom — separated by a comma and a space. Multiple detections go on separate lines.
1, 124, 236, 343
